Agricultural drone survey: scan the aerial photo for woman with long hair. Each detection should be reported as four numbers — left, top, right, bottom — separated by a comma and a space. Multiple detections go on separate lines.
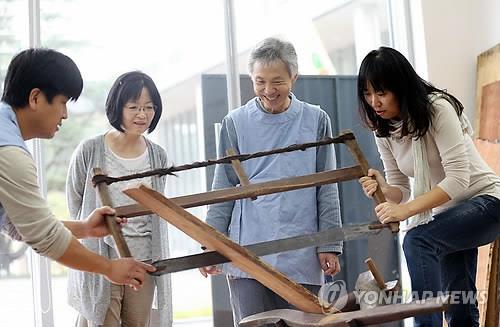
357, 46, 500, 327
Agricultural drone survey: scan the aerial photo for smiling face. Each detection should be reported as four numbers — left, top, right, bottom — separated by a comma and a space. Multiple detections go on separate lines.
251, 59, 297, 114
363, 82, 401, 120
121, 87, 155, 135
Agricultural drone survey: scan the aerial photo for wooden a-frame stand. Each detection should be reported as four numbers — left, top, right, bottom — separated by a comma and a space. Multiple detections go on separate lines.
93, 130, 448, 326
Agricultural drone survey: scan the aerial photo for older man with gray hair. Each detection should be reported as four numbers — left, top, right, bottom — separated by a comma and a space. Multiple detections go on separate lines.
200, 37, 343, 325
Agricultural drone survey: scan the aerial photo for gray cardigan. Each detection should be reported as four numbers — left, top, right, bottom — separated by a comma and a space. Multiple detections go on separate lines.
66, 134, 172, 326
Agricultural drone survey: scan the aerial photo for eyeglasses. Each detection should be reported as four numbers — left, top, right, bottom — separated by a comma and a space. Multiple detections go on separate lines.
124, 104, 157, 114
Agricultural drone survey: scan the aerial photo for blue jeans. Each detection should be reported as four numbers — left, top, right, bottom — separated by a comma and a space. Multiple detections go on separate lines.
403, 195, 500, 327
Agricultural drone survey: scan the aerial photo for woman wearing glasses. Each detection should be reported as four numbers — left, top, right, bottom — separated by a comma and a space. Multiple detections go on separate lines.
66, 71, 172, 327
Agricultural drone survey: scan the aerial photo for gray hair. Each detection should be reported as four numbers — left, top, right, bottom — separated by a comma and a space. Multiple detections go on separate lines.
248, 37, 298, 77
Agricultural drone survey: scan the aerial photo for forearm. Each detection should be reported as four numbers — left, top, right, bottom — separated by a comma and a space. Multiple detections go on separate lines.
56, 237, 111, 276
62, 220, 89, 239
316, 116, 342, 253
316, 183, 343, 252
405, 186, 450, 217
205, 201, 233, 234
206, 117, 239, 233
380, 184, 404, 204
58, 237, 156, 289
208, 165, 236, 234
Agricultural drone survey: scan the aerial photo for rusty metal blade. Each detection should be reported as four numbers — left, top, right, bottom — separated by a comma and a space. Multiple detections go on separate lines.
151, 222, 386, 276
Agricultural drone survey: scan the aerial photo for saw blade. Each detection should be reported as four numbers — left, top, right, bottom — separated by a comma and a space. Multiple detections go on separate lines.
150, 222, 387, 276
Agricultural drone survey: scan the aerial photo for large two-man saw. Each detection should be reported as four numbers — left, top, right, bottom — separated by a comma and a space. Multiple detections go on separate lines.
93, 130, 399, 314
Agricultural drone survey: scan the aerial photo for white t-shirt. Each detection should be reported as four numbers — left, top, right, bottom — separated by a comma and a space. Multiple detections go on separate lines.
105, 146, 153, 261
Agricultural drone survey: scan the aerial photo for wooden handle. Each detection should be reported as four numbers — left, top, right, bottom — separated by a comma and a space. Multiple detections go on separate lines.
365, 257, 386, 290
227, 148, 257, 200
343, 133, 399, 233
93, 168, 132, 258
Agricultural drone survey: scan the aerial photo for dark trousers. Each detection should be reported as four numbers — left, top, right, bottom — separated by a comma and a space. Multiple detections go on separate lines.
403, 195, 500, 327
227, 276, 320, 326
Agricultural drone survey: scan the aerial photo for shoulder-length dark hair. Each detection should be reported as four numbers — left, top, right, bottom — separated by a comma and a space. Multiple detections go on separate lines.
105, 71, 162, 133
357, 47, 463, 139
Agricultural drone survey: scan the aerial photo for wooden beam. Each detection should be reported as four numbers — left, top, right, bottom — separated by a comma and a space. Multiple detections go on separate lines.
123, 185, 326, 314
341, 131, 399, 233
227, 148, 251, 187
116, 166, 363, 218
92, 168, 132, 258
227, 148, 256, 200
485, 239, 500, 326
365, 258, 386, 290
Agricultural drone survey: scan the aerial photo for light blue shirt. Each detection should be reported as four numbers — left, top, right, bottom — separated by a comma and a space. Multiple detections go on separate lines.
0, 102, 29, 229
206, 94, 342, 285
0, 102, 28, 152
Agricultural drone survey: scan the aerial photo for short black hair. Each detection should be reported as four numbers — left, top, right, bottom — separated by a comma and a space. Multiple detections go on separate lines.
1, 48, 83, 108
105, 71, 162, 133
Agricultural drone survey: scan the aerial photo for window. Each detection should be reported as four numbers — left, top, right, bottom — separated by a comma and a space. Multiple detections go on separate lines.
0, 1, 34, 326
40, 0, 225, 325
0, 0, 397, 325
233, 0, 391, 76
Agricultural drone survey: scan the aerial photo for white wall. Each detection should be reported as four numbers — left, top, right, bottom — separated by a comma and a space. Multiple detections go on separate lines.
411, 0, 500, 121
480, 0, 500, 53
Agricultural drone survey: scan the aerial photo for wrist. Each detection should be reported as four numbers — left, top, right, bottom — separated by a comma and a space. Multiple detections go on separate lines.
379, 183, 390, 196
80, 220, 92, 238
403, 202, 417, 218
64, 220, 90, 239
97, 257, 113, 277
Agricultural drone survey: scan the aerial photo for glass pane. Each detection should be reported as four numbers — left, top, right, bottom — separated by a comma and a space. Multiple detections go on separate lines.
0, 0, 28, 84
234, 0, 391, 75
0, 1, 33, 326
40, 0, 225, 325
